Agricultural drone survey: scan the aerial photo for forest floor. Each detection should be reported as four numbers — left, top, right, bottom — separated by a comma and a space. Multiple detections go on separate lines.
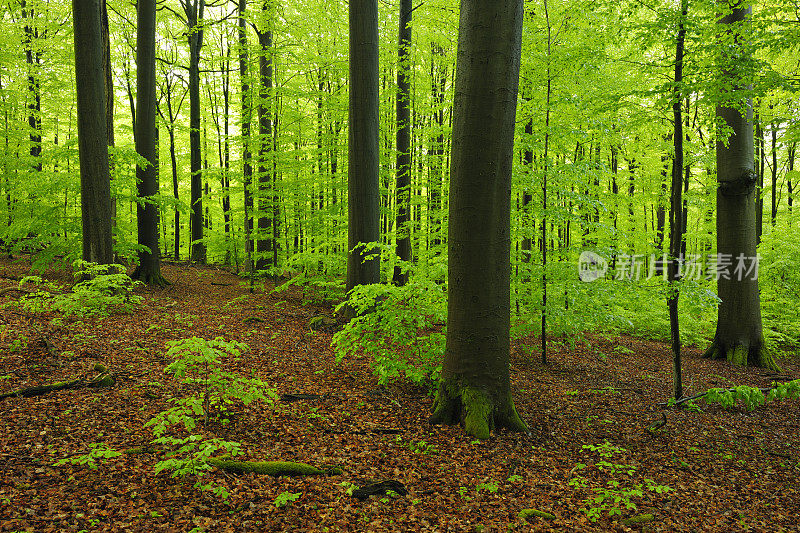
0, 258, 799, 532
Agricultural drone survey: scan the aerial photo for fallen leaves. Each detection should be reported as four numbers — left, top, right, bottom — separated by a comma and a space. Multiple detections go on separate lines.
0, 257, 798, 531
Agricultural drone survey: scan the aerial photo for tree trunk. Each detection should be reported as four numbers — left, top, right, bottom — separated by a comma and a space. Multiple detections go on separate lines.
521, 118, 533, 267
770, 121, 777, 225
73, 0, 113, 264
788, 142, 795, 222
132, 0, 167, 285
186, 0, 206, 263
346, 0, 381, 294
256, 16, 273, 271
392, 0, 412, 286
429, 0, 528, 440
704, 1, 775, 369
755, 113, 764, 243
239, 0, 254, 276
22, 1, 42, 174
668, 0, 687, 400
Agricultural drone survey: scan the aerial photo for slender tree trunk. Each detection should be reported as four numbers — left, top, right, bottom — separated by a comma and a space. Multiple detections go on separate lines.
22, 1, 42, 174
770, 121, 777, 225
429, 0, 527, 440
256, 16, 273, 270
755, 112, 764, 243
704, 1, 775, 369
541, 0, 552, 366
185, 0, 206, 263
222, 40, 233, 265
521, 119, 533, 268
392, 0, 412, 286
132, 0, 167, 285
429, 44, 447, 251
668, 0, 687, 400
73, 0, 113, 264
788, 142, 795, 222
101, 0, 116, 239
239, 0, 254, 278
346, 0, 381, 294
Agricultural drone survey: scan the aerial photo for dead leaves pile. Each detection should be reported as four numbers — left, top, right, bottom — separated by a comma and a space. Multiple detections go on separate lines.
0, 258, 798, 532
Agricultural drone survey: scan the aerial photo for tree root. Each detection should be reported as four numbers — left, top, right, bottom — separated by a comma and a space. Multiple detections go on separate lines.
0, 372, 115, 401
131, 268, 170, 287
429, 382, 528, 440
205, 458, 342, 476
351, 480, 407, 499
703, 340, 780, 371
0, 287, 32, 298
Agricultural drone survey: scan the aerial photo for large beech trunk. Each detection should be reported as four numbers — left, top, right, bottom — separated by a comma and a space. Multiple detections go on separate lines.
73, 0, 113, 264
429, 0, 527, 439
704, 1, 775, 369
132, 0, 167, 286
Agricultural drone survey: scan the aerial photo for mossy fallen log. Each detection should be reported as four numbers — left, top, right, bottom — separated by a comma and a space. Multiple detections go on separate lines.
0, 372, 115, 400
518, 509, 556, 520
620, 513, 654, 526
205, 458, 342, 476
0, 377, 83, 400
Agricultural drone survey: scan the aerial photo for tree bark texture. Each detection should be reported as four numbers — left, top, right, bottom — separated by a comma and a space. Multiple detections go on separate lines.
132, 0, 167, 285
705, 1, 775, 369
346, 0, 381, 292
429, 0, 528, 439
392, 0, 413, 286
187, 0, 206, 263
72, 0, 114, 264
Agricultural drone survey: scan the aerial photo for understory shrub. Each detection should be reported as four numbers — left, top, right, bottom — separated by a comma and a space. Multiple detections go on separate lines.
332, 278, 446, 388
145, 337, 276, 498
15, 260, 142, 318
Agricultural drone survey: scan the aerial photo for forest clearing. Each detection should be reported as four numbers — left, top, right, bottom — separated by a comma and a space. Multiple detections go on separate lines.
0, 258, 799, 532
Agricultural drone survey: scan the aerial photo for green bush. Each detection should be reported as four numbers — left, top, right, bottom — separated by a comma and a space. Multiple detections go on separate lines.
145, 337, 276, 499
16, 261, 142, 318
332, 279, 445, 388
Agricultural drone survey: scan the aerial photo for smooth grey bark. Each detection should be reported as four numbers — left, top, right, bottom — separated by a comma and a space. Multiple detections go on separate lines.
72, 0, 113, 264
346, 0, 381, 293
183, 0, 206, 263
132, 0, 167, 285
429, 0, 528, 439
704, 1, 775, 369
392, 0, 412, 286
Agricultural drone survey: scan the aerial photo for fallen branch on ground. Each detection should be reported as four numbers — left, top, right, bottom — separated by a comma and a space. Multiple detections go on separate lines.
0, 372, 115, 400
205, 458, 342, 476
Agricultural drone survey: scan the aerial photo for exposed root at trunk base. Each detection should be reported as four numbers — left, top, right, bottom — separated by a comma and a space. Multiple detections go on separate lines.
703, 339, 780, 371
205, 458, 342, 476
429, 382, 528, 440
131, 268, 170, 287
